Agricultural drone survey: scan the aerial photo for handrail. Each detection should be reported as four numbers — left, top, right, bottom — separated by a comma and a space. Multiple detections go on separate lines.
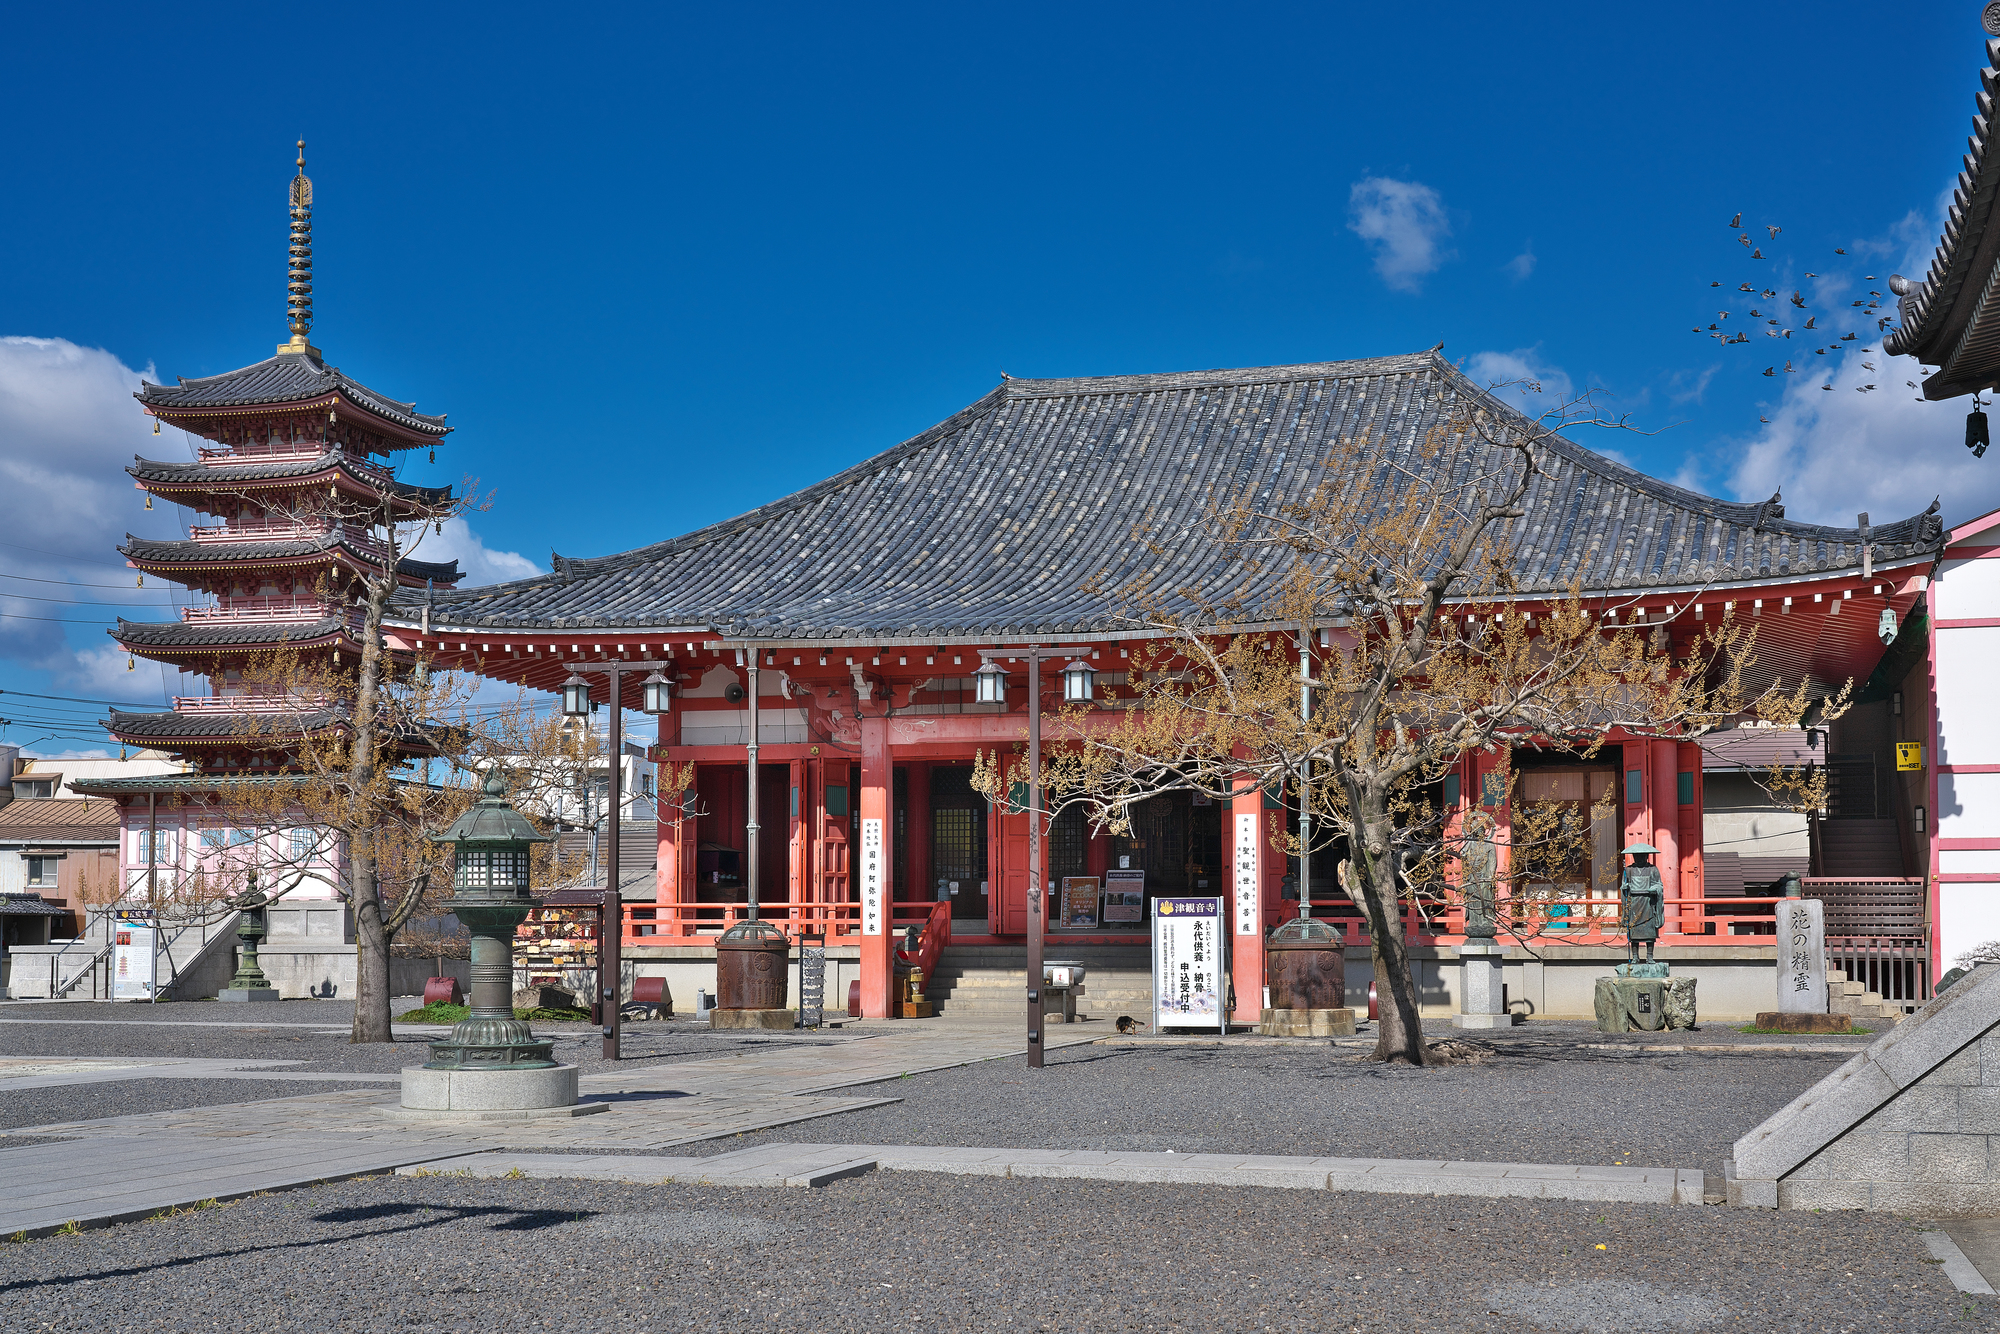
896, 899, 952, 980
615, 898, 948, 945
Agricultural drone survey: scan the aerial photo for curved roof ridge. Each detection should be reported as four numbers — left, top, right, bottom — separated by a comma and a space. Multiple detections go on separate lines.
391, 352, 1946, 638
137, 351, 449, 437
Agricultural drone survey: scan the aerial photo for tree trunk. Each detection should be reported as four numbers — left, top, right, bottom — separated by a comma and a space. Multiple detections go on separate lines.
1357, 815, 1426, 1064
348, 574, 394, 1043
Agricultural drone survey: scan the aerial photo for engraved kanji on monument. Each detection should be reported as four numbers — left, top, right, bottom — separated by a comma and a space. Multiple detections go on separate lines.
1776, 897, 1828, 1015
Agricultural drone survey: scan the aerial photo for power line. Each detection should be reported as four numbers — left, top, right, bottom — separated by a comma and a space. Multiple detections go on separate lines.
0, 569, 157, 591
0, 688, 171, 709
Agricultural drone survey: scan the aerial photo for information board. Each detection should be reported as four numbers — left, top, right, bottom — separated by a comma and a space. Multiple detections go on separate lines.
113, 922, 157, 1000
1152, 896, 1225, 1032
1103, 869, 1146, 924
1059, 877, 1101, 929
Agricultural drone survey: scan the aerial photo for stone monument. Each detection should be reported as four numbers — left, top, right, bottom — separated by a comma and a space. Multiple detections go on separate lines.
1454, 818, 1517, 1029
1754, 895, 1844, 1032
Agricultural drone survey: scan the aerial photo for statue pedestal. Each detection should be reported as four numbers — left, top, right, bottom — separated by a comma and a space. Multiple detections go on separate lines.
393, 1064, 605, 1120
218, 987, 280, 1002
1595, 974, 1699, 1033
1257, 1007, 1357, 1037
1455, 943, 1519, 1029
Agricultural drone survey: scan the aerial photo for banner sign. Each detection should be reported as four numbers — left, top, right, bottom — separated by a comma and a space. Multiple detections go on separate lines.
859, 817, 884, 935
1233, 812, 1260, 936
1153, 896, 1225, 1032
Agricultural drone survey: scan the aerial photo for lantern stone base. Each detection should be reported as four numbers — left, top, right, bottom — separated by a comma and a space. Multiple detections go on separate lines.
710, 1007, 795, 1030
395, 1063, 598, 1118
1451, 1012, 1520, 1029
217, 988, 281, 1002
1258, 1007, 1357, 1037
1753, 1011, 1857, 1033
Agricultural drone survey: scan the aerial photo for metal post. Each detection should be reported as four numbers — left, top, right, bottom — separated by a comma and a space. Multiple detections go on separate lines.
1298, 627, 1312, 920
602, 665, 623, 1060
1027, 649, 1044, 1069
746, 647, 760, 922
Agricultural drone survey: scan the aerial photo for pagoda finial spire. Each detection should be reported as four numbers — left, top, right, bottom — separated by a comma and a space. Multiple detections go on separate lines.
281, 139, 318, 357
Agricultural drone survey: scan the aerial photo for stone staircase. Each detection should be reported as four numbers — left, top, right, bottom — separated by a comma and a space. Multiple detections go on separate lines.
925, 944, 1156, 1022
1828, 967, 1904, 1026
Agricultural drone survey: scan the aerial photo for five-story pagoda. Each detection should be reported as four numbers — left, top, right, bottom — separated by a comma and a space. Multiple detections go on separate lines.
108, 143, 462, 766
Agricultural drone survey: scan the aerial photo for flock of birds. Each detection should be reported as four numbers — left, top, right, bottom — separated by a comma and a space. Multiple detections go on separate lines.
1697, 211, 1923, 423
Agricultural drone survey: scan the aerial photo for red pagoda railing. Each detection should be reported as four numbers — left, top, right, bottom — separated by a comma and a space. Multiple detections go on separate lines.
183, 597, 344, 623
618, 898, 947, 947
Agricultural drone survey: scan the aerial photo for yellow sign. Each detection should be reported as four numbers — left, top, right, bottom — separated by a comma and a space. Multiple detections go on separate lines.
1897, 742, 1925, 771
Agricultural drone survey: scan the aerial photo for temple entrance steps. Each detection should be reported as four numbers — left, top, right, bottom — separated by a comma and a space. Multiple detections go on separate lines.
1818, 818, 1905, 877
1828, 968, 1905, 1026
924, 944, 1155, 1021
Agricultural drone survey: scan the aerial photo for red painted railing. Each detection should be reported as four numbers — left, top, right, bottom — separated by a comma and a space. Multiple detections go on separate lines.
897, 899, 952, 980
618, 898, 947, 946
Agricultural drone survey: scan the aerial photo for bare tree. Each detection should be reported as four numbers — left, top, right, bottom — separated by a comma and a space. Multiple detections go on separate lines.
978, 383, 1838, 1064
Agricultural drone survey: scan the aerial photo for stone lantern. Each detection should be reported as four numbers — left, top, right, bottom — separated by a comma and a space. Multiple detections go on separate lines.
397, 771, 602, 1120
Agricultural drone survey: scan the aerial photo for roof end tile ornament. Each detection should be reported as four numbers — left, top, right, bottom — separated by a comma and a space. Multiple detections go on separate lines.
280, 140, 320, 360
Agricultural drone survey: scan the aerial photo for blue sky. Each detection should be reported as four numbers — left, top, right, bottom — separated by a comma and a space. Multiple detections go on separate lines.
0, 1, 1989, 753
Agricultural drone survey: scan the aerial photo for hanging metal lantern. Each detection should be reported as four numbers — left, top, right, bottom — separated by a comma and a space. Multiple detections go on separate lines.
1969, 405, 1990, 458
974, 658, 1008, 704
639, 670, 673, 715
1877, 606, 1899, 645
559, 673, 591, 717
1059, 658, 1096, 702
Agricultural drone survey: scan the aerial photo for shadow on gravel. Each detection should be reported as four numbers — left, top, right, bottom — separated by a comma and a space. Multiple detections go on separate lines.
0, 1202, 599, 1295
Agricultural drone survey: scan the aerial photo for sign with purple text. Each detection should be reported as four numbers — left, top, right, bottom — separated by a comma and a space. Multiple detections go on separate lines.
1153, 896, 1226, 1032
860, 817, 884, 936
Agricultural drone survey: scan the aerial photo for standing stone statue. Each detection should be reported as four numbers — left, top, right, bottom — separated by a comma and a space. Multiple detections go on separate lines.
1460, 814, 1499, 941
1620, 842, 1665, 966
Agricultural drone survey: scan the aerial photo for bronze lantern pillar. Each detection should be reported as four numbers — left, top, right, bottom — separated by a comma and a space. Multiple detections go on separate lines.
422, 771, 557, 1070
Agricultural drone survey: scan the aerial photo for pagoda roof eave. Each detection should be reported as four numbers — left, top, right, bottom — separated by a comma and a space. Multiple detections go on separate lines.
135, 349, 450, 445
119, 535, 461, 587
128, 454, 454, 508
111, 616, 357, 654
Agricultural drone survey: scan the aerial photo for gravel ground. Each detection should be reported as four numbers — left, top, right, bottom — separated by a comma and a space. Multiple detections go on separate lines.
667, 1040, 1846, 1171
0, 1004, 844, 1076
0, 1079, 384, 1132
0, 1171, 1977, 1332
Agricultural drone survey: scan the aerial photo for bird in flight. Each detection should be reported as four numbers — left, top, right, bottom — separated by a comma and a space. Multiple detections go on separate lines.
1729, 213, 1742, 227
1767, 225, 1782, 239
1805, 317, 1817, 329
1835, 248, 1848, 255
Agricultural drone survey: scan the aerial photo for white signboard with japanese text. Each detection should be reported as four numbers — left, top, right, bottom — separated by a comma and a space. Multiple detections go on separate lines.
859, 817, 885, 936
1233, 812, 1260, 936
1153, 896, 1226, 1032
113, 921, 157, 1000
1777, 897, 1828, 1013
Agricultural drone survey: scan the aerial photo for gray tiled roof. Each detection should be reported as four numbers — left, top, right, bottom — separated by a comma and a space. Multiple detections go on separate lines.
136, 351, 449, 439
393, 352, 1945, 642
1883, 37, 2000, 399
129, 453, 453, 504
102, 708, 346, 739
121, 534, 460, 585
112, 616, 352, 649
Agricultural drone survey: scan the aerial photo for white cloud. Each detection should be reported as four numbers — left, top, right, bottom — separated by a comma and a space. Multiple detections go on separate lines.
1464, 346, 1576, 408
412, 516, 542, 587
0, 336, 540, 697
1724, 352, 1986, 527
1348, 177, 1454, 293
1504, 244, 1536, 283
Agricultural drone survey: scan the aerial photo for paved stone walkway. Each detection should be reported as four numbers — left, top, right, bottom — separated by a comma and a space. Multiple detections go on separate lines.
0, 1024, 1100, 1236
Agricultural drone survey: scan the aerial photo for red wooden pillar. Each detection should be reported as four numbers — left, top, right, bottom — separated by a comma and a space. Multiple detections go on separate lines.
1676, 741, 1704, 935
1228, 773, 1264, 1023
788, 757, 807, 929
1650, 738, 1679, 906
660, 760, 696, 936
858, 710, 893, 1018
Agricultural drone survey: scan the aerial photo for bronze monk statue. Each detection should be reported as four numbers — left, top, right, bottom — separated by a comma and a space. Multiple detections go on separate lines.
1620, 843, 1665, 965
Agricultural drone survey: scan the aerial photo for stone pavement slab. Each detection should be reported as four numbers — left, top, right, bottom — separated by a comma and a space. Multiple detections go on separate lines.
0, 1056, 401, 1088
0, 1135, 485, 1238
410, 1139, 1707, 1205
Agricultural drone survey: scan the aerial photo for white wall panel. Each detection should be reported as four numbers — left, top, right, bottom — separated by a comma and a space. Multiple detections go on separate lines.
1938, 772, 2000, 840
1942, 850, 2000, 873
1936, 555, 2000, 620
1941, 882, 2000, 968
1936, 626, 2000, 763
